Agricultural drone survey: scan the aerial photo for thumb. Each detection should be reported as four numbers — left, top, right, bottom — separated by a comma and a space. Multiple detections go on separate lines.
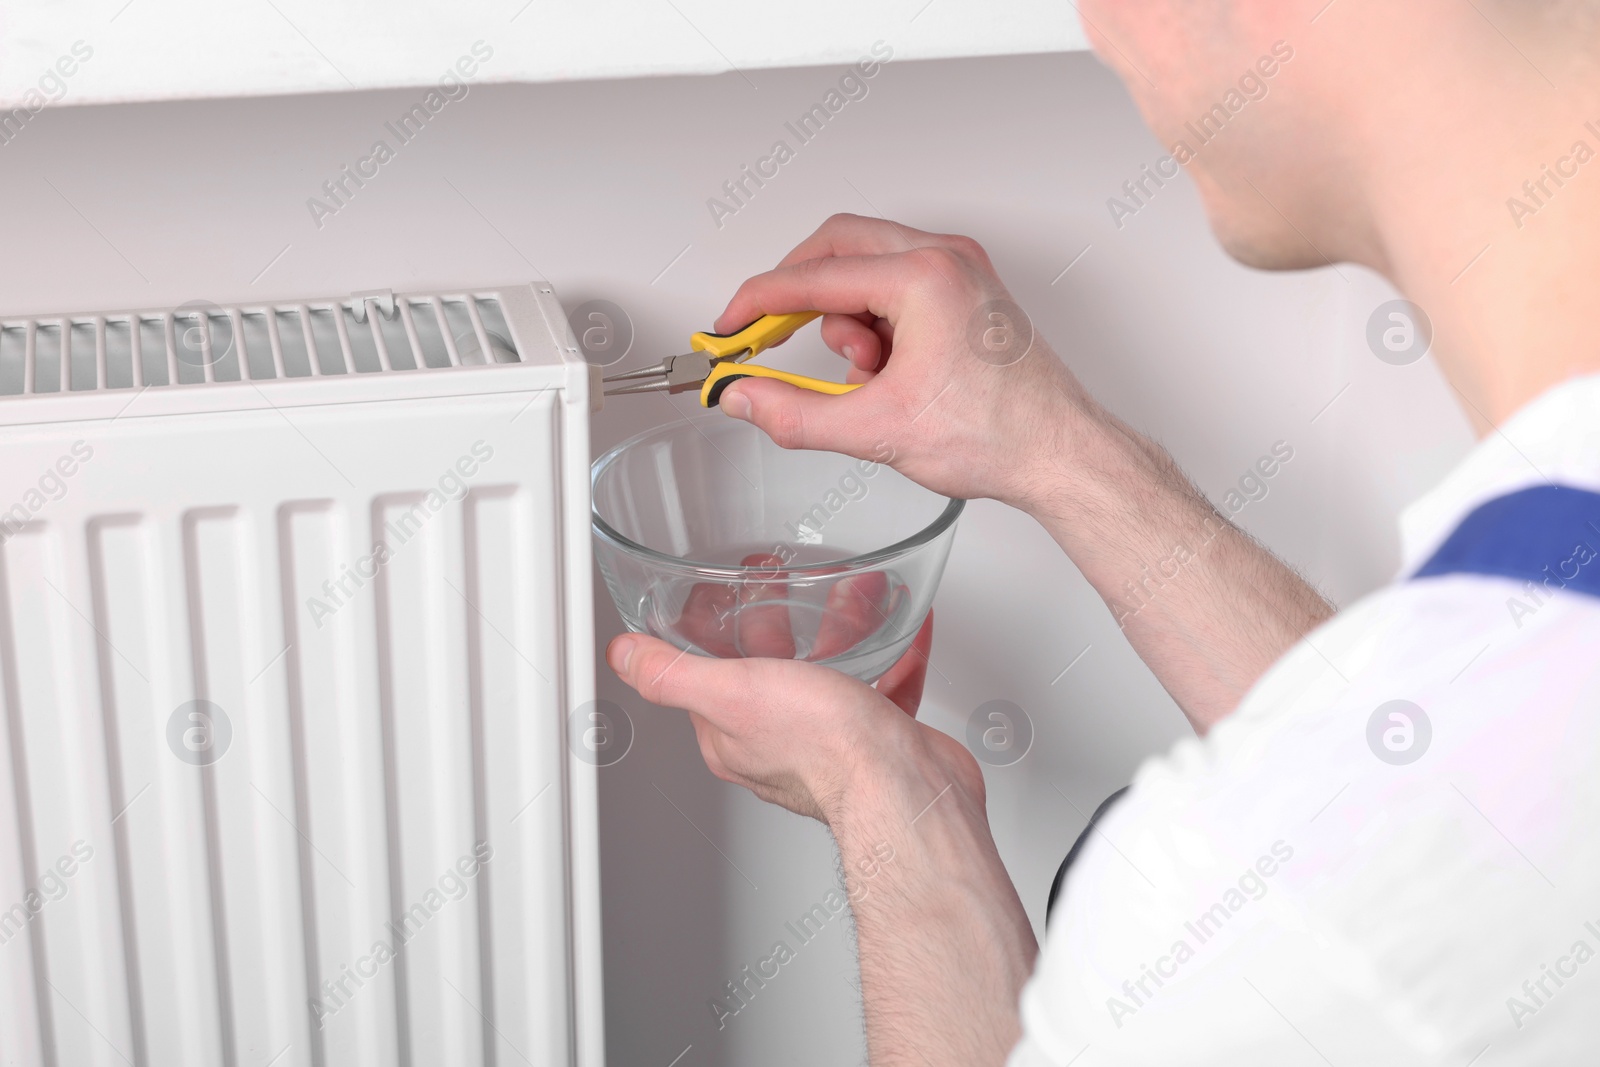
608, 632, 783, 721
607, 631, 869, 736
720, 376, 875, 457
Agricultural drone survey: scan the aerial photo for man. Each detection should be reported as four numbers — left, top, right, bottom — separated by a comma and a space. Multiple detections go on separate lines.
608, 0, 1600, 1062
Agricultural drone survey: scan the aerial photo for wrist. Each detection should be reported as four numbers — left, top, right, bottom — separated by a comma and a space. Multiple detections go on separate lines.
1008, 383, 1144, 519
826, 720, 988, 857
826, 721, 1040, 1009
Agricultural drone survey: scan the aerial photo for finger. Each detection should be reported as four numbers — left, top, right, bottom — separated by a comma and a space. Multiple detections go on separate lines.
685, 709, 735, 782
729, 552, 796, 659
674, 580, 742, 657
876, 611, 934, 717
820, 312, 884, 372
870, 317, 896, 364
671, 552, 795, 658
759, 311, 881, 366
719, 374, 884, 457
714, 250, 937, 334
810, 571, 892, 661
773, 213, 974, 269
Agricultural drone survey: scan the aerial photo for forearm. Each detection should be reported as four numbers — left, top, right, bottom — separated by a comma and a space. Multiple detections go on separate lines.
832, 741, 1038, 1067
1018, 389, 1334, 733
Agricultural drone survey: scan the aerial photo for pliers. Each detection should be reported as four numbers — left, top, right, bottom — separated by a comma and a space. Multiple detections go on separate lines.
602, 311, 862, 408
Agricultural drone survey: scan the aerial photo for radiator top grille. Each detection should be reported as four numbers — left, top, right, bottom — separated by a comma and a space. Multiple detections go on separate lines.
0, 292, 524, 397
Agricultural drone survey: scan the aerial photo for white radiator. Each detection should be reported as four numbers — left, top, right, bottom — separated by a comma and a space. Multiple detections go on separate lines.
0, 284, 602, 1067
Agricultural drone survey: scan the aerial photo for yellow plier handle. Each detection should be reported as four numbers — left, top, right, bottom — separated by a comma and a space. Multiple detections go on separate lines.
689, 311, 864, 409
701, 361, 860, 408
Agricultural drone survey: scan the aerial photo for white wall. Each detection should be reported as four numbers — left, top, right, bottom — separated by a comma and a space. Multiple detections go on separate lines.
0, 49, 1473, 1065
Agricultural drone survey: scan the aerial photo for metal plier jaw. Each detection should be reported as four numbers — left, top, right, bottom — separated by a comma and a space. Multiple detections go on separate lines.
602, 352, 719, 396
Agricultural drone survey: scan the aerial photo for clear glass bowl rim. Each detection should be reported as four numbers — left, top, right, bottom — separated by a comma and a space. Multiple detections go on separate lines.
590, 420, 966, 579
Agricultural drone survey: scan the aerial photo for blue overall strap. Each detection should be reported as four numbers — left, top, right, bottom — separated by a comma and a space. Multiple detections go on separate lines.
1412, 484, 1600, 596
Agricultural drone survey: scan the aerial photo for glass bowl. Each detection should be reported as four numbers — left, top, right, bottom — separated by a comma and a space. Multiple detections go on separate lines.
592, 417, 963, 684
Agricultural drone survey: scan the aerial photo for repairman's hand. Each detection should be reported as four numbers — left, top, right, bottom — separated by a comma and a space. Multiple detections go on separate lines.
712, 212, 1088, 511
606, 615, 981, 824
606, 614, 1037, 1067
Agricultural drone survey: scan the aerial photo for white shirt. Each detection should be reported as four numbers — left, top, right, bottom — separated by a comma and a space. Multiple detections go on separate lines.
1010, 374, 1600, 1067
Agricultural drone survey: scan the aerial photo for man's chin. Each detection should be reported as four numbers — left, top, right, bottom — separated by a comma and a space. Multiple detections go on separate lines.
1213, 221, 1339, 273
1198, 178, 1351, 272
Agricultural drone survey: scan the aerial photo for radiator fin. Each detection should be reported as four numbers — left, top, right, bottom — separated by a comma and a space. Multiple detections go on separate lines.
0, 296, 520, 398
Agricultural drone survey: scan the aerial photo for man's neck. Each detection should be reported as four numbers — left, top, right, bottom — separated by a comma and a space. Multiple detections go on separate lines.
1364, 53, 1600, 434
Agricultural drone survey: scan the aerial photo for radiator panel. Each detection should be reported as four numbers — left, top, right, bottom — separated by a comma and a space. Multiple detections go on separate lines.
0, 349, 594, 1067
